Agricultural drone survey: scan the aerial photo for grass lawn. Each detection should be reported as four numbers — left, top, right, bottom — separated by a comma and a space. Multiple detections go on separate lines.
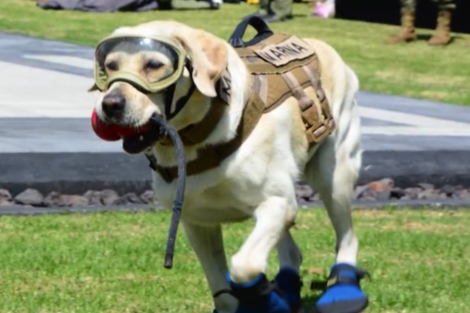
0, 209, 468, 313
1, 1, 470, 106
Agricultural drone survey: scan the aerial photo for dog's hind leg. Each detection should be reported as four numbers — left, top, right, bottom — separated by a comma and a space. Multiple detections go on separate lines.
303, 92, 369, 313
182, 222, 237, 313
277, 230, 302, 271
223, 196, 297, 313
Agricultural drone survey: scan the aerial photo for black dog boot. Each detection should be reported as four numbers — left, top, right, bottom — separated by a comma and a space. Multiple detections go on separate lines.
214, 272, 291, 313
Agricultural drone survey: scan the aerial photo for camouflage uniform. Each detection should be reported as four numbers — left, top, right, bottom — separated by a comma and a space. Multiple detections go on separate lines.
247, 0, 293, 23
401, 0, 456, 11
386, 0, 456, 45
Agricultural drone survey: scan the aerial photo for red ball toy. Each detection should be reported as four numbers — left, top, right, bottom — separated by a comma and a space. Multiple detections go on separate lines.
91, 109, 150, 141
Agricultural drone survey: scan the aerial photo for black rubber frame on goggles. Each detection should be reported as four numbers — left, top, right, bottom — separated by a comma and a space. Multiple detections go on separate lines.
164, 59, 196, 121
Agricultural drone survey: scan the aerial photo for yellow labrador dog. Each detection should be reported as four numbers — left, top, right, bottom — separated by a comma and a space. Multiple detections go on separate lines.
91, 19, 368, 313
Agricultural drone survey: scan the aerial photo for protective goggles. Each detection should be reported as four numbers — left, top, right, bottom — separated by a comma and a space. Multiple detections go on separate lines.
93, 35, 187, 93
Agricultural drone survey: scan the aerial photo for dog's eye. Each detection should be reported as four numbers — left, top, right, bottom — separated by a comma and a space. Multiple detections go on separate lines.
145, 60, 163, 71
105, 61, 118, 71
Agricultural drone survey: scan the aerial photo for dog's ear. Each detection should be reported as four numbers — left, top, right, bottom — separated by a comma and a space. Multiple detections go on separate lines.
174, 29, 228, 98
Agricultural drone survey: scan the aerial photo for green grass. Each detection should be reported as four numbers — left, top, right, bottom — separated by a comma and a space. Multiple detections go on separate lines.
1, 1, 470, 105
0, 209, 469, 313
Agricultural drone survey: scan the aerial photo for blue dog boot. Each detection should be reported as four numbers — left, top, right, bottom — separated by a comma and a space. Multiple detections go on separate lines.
314, 263, 369, 313
213, 272, 290, 313
274, 267, 303, 312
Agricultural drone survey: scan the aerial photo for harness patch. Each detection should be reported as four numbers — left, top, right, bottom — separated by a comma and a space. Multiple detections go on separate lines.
254, 36, 315, 67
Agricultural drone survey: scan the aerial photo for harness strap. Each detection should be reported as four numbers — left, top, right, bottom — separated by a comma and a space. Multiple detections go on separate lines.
280, 63, 335, 146
153, 82, 265, 183
159, 99, 227, 146
302, 62, 335, 137
159, 71, 231, 146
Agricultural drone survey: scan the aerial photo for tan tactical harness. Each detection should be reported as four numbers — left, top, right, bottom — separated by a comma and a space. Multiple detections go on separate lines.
150, 33, 335, 183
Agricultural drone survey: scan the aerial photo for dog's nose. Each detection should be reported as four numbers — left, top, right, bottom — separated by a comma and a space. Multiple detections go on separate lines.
101, 92, 126, 117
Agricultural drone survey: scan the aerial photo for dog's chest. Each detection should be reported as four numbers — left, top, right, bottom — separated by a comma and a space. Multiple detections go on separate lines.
179, 181, 258, 225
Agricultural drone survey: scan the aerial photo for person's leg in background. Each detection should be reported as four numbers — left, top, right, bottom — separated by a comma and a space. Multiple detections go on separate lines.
256, 0, 269, 16
428, 0, 456, 46
267, 0, 293, 22
244, 0, 293, 23
386, 0, 418, 43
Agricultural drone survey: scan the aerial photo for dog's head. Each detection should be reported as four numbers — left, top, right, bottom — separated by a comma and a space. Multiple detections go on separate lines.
90, 21, 228, 154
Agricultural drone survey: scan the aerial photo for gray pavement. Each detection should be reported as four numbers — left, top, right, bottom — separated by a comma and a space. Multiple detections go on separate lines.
1, 31, 470, 194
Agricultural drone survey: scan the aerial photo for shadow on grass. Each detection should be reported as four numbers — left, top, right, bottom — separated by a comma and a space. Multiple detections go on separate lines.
301, 293, 322, 313
416, 33, 457, 45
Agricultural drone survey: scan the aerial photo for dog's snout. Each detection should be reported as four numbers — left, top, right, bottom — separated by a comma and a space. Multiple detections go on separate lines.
101, 92, 126, 117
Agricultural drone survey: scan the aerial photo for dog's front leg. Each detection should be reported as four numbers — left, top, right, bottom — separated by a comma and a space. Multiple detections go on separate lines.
223, 196, 297, 313
182, 222, 237, 313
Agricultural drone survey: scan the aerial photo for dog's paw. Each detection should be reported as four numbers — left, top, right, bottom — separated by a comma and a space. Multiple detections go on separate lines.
274, 267, 303, 311
315, 263, 369, 313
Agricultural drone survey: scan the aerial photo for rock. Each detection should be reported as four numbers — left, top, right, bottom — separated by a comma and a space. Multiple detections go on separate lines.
140, 190, 158, 204
100, 189, 119, 206
353, 185, 369, 200
0, 198, 14, 207
61, 195, 89, 207
438, 192, 449, 199
390, 187, 406, 199
295, 184, 314, 200
0, 189, 12, 201
112, 193, 143, 205
311, 192, 321, 201
440, 184, 456, 196
455, 189, 470, 199
355, 184, 392, 201
367, 178, 394, 192
417, 189, 440, 200
418, 183, 434, 190
14, 189, 44, 207
404, 187, 421, 200
44, 192, 89, 207
83, 190, 103, 206
44, 191, 65, 207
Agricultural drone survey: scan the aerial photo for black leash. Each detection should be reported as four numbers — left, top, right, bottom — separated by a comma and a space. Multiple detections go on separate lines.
149, 114, 187, 269
147, 60, 194, 269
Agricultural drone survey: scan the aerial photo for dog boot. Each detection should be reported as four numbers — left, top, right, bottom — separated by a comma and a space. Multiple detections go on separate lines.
214, 272, 291, 313
428, 9, 452, 46
274, 267, 303, 312
386, 9, 417, 44
315, 263, 369, 313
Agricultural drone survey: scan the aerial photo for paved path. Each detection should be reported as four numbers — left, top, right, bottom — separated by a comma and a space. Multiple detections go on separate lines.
1, 31, 470, 153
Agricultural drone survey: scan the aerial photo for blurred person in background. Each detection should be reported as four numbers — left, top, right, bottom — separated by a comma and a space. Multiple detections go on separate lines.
312, 0, 335, 19
386, 0, 456, 46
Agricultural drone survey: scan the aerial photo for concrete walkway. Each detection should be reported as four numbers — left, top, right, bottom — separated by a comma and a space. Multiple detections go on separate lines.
1, 31, 470, 194
1, 31, 470, 153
